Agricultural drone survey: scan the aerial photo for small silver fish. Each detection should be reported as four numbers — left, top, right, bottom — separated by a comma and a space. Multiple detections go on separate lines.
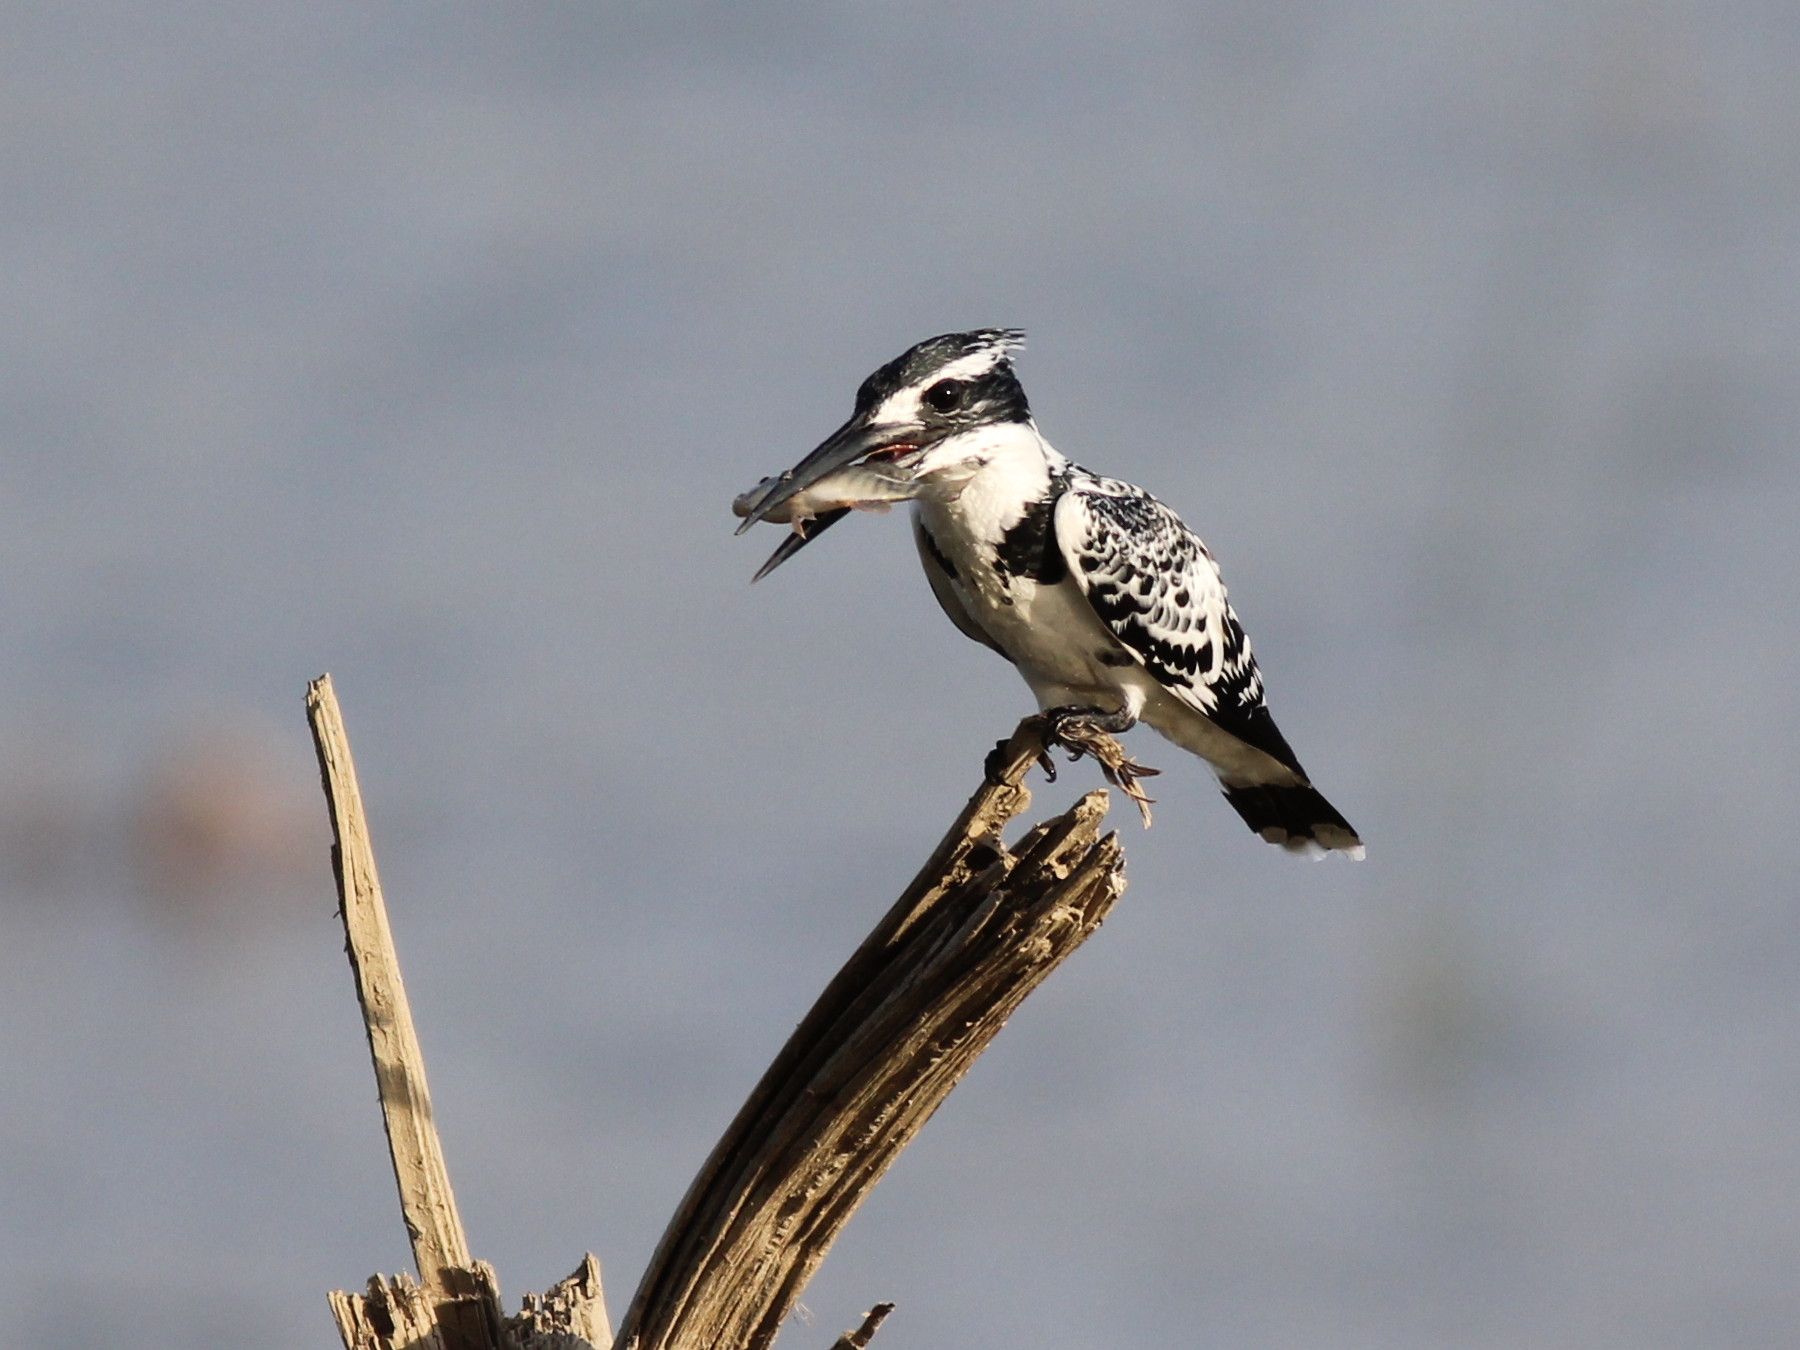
732, 461, 920, 534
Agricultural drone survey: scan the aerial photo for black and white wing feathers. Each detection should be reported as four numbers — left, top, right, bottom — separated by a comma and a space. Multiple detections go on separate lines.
1053, 473, 1305, 777
1054, 473, 1362, 856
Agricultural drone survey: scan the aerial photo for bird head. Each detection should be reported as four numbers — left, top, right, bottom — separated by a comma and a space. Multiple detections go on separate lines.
735, 329, 1031, 556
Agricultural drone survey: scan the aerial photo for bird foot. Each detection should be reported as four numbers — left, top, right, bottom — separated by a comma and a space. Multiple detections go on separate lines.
1037, 709, 1161, 828
984, 732, 1065, 787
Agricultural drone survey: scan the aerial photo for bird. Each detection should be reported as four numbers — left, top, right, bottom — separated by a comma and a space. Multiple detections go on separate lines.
735, 328, 1362, 858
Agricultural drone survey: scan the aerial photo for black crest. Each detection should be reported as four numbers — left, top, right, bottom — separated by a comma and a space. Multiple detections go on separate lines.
853, 329, 1032, 428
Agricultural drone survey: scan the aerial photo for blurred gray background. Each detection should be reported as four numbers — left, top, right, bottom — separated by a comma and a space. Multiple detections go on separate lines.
2, 2, 1797, 1347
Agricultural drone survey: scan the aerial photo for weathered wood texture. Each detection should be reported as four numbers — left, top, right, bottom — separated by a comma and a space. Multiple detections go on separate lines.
308, 677, 473, 1286
510, 1254, 614, 1350
309, 674, 508, 1350
615, 717, 1126, 1350
315, 688, 1124, 1350
330, 1257, 612, 1350
826, 1304, 894, 1350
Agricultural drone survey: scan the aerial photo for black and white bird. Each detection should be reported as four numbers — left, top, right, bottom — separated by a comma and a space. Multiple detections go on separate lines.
735, 329, 1362, 858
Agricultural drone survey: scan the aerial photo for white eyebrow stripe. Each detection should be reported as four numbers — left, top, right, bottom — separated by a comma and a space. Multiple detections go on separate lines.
872, 387, 924, 424
930, 348, 1008, 383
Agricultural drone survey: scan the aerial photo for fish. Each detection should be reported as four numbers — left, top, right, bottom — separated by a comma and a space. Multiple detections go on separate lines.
731, 461, 920, 533
731, 461, 923, 583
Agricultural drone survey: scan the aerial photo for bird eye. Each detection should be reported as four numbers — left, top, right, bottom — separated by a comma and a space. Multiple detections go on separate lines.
924, 379, 967, 413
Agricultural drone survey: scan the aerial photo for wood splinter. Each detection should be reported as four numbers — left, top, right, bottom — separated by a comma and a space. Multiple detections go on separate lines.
827, 1303, 895, 1350
311, 675, 611, 1350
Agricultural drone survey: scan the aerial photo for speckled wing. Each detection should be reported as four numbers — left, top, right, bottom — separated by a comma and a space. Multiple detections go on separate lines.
1052, 474, 1305, 778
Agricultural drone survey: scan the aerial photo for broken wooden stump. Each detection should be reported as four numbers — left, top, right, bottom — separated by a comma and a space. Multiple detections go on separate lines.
311, 677, 1125, 1350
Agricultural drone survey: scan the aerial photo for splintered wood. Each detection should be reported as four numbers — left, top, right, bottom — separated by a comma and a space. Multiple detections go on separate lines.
307, 677, 475, 1292
826, 1304, 894, 1350
310, 675, 610, 1350
313, 685, 1125, 1350
615, 717, 1125, 1350
329, 1258, 612, 1350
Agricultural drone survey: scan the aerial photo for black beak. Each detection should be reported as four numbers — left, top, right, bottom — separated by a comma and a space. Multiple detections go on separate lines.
749, 506, 851, 582
733, 415, 928, 536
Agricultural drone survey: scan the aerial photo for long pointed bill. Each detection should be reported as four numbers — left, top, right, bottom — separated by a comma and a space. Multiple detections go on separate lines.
733, 416, 927, 535
750, 507, 850, 582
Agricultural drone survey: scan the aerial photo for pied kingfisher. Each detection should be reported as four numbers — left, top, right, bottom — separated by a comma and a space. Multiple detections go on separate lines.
736, 329, 1362, 858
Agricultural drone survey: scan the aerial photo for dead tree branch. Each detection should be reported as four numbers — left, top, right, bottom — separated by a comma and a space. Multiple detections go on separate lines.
311, 675, 610, 1350
313, 686, 1125, 1350
615, 716, 1126, 1350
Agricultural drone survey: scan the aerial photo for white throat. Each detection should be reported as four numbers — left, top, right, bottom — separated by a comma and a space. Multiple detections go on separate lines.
914, 421, 1062, 538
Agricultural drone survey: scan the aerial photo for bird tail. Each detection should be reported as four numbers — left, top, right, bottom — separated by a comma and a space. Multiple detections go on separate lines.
1222, 783, 1364, 859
